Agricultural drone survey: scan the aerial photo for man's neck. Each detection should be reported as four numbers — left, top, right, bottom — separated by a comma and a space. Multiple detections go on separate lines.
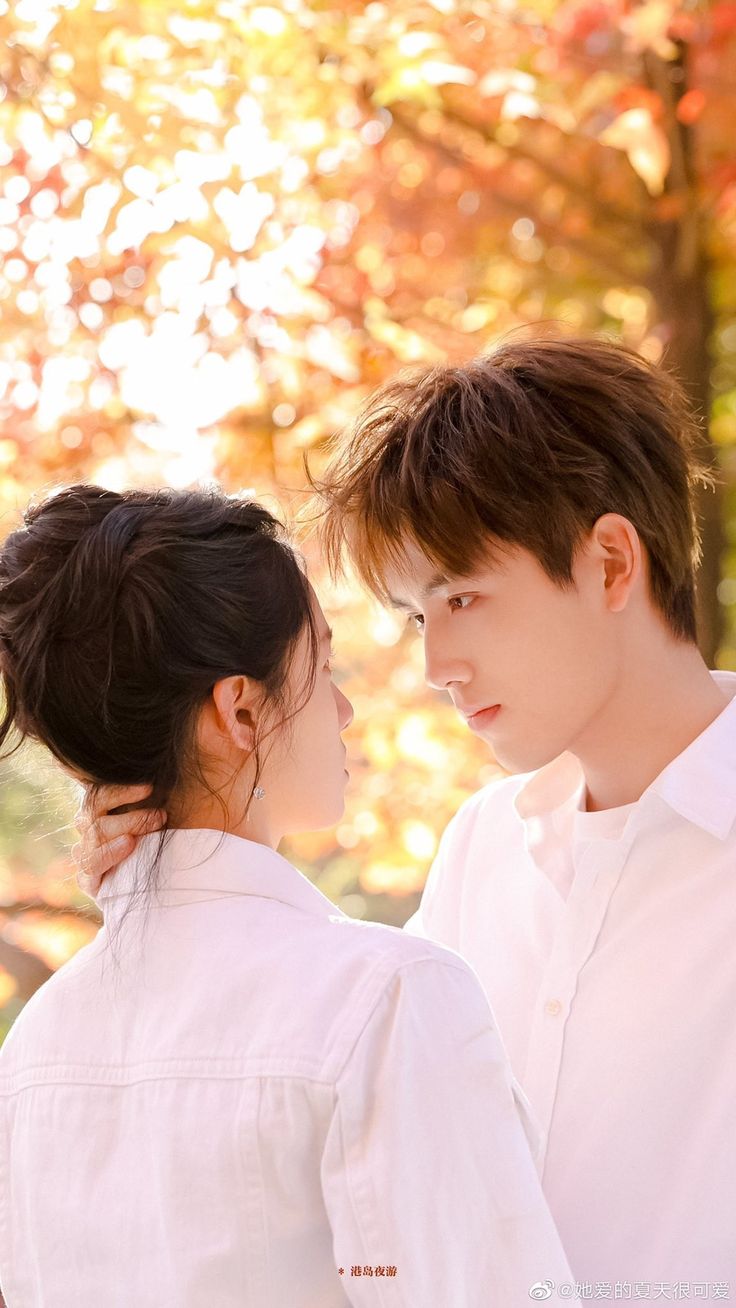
573, 642, 730, 813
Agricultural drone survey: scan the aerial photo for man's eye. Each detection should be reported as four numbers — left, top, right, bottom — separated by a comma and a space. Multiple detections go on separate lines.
449, 596, 473, 612
410, 614, 425, 631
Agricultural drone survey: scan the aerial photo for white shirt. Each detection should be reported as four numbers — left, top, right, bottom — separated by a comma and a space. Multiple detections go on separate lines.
0, 828, 575, 1308
406, 670, 736, 1295
527, 773, 636, 902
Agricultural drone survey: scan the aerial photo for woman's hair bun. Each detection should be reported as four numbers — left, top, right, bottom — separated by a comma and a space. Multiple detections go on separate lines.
0, 483, 317, 799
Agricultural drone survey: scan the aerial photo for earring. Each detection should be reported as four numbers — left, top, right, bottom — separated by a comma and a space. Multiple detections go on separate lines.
253, 785, 266, 800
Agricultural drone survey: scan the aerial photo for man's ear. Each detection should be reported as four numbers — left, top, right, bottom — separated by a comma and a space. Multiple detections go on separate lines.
209, 675, 263, 753
589, 512, 642, 613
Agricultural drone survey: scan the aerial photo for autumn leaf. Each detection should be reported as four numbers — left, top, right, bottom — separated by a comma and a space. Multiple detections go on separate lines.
599, 108, 671, 194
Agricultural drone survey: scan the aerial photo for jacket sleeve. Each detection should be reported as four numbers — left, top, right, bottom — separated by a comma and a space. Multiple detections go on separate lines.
320, 952, 578, 1308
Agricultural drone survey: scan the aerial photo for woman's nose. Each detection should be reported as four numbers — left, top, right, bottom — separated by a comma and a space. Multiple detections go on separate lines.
336, 685, 354, 731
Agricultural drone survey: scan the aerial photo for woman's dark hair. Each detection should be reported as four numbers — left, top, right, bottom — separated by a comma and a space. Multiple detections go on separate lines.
0, 484, 318, 834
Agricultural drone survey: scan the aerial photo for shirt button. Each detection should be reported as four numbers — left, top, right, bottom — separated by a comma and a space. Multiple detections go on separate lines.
544, 999, 562, 1017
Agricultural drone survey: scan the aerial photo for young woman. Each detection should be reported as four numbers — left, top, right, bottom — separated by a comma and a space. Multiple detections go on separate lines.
0, 484, 574, 1307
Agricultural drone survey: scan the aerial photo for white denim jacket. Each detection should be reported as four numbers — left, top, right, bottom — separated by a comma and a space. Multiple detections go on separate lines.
0, 828, 575, 1307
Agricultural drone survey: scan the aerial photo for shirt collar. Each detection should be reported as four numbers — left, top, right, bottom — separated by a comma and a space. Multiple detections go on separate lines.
649, 671, 736, 839
514, 671, 736, 841
95, 828, 344, 925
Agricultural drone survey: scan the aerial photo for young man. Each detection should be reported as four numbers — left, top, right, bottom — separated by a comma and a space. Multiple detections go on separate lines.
76, 337, 734, 1295
315, 336, 735, 1297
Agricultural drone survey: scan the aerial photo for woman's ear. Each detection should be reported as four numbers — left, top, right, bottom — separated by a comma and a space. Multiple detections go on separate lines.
209, 675, 262, 753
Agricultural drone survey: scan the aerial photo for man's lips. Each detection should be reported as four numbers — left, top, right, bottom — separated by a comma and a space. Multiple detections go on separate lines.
460, 704, 502, 730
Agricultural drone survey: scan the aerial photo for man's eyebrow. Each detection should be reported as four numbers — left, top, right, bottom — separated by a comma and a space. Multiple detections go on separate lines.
387, 572, 450, 611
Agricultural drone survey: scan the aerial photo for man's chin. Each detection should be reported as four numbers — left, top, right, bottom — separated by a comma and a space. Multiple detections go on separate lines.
487, 737, 563, 777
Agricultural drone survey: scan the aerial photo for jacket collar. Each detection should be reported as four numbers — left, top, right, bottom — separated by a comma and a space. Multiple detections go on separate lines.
514, 671, 736, 841
95, 828, 344, 924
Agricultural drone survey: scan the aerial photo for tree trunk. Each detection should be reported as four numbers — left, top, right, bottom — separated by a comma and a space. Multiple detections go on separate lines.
645, 45, 722, 665
656, 266, 722, 665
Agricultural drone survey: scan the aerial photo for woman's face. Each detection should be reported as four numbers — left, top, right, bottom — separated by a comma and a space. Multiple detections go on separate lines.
261, 591, 353, 838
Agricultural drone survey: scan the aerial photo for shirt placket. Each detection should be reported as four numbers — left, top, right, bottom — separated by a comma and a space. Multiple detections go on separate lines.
521, 827, 638, 1174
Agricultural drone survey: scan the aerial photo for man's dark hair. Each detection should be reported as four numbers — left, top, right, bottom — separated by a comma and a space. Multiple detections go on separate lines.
316, 336, 714, 643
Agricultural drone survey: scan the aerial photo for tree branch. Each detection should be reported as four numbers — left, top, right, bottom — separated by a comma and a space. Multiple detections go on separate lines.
433, 101, 652, 233
387, 103, 649, 285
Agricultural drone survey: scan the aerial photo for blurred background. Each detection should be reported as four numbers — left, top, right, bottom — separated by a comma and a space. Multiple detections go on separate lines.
0, 0, 735, 1044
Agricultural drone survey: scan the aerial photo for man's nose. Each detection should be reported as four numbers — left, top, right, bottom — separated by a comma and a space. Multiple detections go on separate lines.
423, 626, 471, 692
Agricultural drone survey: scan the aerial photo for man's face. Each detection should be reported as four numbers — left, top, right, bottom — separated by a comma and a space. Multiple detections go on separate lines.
382, 536, 622, 774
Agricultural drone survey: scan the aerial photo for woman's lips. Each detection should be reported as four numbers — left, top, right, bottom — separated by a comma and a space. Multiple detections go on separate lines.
466, 705, 501, 730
